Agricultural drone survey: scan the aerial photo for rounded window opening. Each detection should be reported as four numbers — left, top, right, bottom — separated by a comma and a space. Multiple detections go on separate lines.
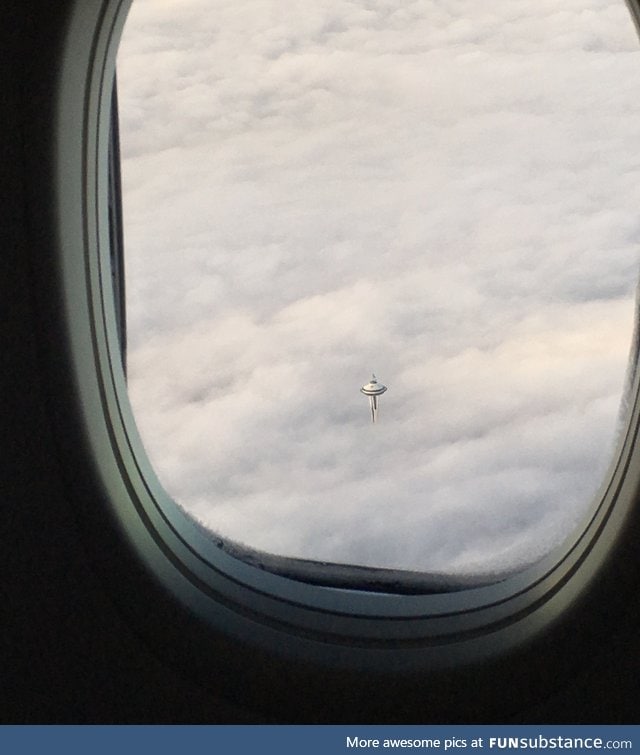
116, 0, 640, 586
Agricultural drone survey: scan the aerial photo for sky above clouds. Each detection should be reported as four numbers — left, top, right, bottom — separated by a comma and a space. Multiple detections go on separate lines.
117, 0, 640, 579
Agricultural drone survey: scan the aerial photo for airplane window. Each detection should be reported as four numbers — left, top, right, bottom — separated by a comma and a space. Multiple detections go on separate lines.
116, 0, 640, 584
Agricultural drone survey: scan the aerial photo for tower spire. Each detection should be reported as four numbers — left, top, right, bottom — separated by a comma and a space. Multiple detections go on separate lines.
360, 373, 387, 423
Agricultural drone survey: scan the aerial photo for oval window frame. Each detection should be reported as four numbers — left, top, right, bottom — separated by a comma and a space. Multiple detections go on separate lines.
38, 0, 640, 720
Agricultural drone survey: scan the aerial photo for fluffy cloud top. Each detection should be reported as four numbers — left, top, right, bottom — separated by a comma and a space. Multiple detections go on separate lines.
117, 0, 640, 579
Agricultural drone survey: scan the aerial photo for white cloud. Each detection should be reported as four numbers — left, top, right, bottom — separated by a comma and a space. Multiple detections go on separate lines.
118, 0, 640, 578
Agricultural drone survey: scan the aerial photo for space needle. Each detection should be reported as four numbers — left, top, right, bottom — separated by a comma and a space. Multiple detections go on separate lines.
360, 374, 387, 423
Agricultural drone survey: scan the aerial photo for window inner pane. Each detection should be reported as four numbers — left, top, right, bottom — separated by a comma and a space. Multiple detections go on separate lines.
117, 0, 640, 580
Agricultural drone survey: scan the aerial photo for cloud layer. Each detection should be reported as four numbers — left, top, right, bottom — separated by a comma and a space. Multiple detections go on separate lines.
118, 0, 640, 578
